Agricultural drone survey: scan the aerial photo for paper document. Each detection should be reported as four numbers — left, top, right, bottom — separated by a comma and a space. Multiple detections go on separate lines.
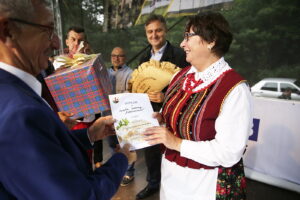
109, 93, 159, 150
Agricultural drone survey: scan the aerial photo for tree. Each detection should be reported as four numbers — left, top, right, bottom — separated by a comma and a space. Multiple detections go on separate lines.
223, 0, 300, 84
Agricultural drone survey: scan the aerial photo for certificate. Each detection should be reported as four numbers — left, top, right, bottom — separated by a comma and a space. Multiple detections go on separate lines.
109, 93, 159, 150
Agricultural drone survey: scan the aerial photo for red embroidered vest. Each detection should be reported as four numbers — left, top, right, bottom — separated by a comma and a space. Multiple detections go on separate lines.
161, 66, 246, 169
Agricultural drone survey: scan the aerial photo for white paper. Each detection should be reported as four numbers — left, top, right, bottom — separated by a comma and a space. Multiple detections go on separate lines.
109, 93, 159, 150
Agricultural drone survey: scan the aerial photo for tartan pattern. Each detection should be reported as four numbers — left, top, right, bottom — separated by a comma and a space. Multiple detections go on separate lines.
45, 56, 111, 119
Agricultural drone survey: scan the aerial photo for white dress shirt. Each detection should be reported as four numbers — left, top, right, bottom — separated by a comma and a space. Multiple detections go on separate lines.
150, 42, 167, 61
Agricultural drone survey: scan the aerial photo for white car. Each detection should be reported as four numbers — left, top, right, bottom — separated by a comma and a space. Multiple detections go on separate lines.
251, 78, 300, 101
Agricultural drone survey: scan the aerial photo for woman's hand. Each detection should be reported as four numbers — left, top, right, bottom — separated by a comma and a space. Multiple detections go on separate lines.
143, 126, 182, 152
152, 112, 165, 125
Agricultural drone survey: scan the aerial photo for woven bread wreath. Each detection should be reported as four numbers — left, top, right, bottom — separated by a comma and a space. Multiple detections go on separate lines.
129, 59, 181, 93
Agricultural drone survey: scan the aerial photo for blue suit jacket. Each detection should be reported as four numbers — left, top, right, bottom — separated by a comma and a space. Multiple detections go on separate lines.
0, 69, 128, 200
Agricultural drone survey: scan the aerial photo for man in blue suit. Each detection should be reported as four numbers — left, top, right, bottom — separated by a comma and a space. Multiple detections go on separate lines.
0, 0, 129, 199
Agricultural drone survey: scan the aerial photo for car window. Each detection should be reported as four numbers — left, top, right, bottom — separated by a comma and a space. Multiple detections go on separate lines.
280, 83, 299, 93
261, 82, 278, 91
294, 80, 300, 87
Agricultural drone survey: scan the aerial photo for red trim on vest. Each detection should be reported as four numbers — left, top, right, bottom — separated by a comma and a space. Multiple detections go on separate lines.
167, 66, 191, 93
162, 69, 245, 169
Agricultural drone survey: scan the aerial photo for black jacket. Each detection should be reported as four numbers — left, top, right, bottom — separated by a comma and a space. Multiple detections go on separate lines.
139, 41, 189, 69
139, 41, 190, 111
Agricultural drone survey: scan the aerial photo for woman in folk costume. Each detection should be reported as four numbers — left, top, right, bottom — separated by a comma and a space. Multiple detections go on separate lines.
144, 12, 253, 200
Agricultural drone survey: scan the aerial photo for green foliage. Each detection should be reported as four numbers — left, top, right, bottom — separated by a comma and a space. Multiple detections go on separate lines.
223, 0, 300, 84
58, 0, 300, 85
90, 24, 148, 68
116, 118, 129, 130
59, 0, 103, 40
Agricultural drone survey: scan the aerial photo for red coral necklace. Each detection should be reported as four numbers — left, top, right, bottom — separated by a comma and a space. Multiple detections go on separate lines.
184, 72, 203, 92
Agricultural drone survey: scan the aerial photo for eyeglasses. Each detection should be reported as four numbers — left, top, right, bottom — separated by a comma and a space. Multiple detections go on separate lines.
9, 18, 55, 40
184, 32, 197, 41
111, 54, 125, 58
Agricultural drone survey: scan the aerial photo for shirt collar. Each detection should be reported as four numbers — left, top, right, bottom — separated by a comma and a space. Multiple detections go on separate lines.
111, 64, 126, 71
151, 41, 167, 56
184, 57, 232, 92
0, 62, 42, 97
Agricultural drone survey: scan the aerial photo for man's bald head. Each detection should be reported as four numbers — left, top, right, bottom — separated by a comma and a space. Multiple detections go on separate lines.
111, 47, 126, 70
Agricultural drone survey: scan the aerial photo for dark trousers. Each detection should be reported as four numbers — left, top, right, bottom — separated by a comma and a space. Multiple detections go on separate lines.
93, 140, 103, 163
144, 144, 162, 188
144, 102, 163, 188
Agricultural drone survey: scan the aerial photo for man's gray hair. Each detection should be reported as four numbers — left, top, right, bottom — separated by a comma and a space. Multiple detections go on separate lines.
0, 0, 51, 22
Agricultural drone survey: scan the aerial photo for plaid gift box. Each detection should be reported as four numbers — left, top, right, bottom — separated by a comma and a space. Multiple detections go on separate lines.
45, 54, 112, 119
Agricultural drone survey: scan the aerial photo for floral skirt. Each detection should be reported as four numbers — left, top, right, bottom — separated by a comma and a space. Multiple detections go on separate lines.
216, 159, 247, 200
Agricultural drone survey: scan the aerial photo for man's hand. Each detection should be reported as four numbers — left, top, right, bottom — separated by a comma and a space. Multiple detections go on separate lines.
57, 112, 77, 129
88, 116, 115, 142
147, 91, 164, 103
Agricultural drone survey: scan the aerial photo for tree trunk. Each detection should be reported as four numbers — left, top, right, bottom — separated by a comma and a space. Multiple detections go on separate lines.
103, 0, 109, 32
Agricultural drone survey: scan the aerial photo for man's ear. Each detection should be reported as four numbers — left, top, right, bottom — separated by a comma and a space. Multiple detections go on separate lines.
0, 18, 11, 42
0, 19, 18, 49
65, 38, 69, 48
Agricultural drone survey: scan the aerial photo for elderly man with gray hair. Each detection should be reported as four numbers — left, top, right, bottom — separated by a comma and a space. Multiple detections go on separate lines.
0, 0, 130, 199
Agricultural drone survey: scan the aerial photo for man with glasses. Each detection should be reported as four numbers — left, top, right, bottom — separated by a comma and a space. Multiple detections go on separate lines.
0, 0, 130, 199
107, 47, 135, 186
135, 14, 189, 200
109, 47, 133, 94
9, 17, 55, 40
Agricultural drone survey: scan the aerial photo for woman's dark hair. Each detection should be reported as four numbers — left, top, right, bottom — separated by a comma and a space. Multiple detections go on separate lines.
185, 11, 233, 57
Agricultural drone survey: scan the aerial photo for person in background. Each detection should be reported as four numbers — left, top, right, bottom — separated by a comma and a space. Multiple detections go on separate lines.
109, 47, 132, 94
107, 46, 136, 186
278, 87, 292, 100
0, 0, 130, 199
143, 12, 253, 200
65, 26, 85, 55
53, 26, 104, 166
136, 14, 189, 200
54, 26, 85, 60
52, 26, 87, 73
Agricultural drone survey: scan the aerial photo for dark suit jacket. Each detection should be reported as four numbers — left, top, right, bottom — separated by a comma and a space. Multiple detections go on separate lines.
0, 68, 128, 200
139, 41, 190, 111
139, 41, 189, 69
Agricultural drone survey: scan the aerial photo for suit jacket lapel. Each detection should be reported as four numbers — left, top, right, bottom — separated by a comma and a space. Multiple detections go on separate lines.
160, 41, 172, 62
